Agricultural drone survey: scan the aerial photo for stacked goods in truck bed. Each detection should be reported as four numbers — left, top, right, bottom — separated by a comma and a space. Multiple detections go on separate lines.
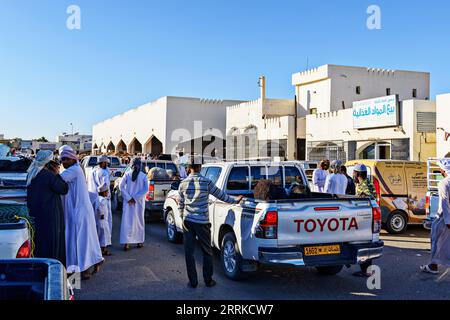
0, 202, 33, 224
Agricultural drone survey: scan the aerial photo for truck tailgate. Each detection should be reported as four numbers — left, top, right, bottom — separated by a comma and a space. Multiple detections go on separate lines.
149, 180, 173, 202
276, 199, 374, 246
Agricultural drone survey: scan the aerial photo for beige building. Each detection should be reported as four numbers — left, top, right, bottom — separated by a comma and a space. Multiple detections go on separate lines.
436, 94, 450, 158
292, 64, 435, 162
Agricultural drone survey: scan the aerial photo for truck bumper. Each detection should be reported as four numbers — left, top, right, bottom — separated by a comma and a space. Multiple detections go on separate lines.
258, 241, 384, 267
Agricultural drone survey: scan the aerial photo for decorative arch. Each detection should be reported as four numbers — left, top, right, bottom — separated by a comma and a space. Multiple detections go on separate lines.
128, 138, 143, 155
106, 141, 115, 153
144, 135, 163, 156
116, 140, 127, 153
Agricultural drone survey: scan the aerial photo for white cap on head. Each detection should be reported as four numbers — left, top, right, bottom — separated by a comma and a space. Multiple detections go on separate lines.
98, 155, 110, 164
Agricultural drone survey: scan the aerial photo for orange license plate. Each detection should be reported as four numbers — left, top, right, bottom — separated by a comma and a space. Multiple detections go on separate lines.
304, 245, 341, 256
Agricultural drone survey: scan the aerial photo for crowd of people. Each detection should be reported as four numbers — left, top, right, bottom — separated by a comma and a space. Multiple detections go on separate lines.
26, 146, 150, 280
312, 159, 373, 198
23, 149, 450, 287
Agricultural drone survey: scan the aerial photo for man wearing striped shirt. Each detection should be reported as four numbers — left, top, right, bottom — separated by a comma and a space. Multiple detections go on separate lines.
179, 157, 243, 288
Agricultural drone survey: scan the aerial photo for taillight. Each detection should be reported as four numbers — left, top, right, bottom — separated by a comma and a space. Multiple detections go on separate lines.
16, 240, 31, 258
256, 211, 278, 239
372, 207, 382, 234
425, 195, 430, 215
373, 177, 381, 205
146, 182, 155, 201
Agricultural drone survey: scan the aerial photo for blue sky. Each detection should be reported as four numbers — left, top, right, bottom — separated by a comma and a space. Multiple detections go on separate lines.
1, 0, 449, 140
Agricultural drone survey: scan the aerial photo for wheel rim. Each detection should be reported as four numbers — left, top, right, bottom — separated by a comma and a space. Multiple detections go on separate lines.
391, 215, 405, 231
167, 213, 175, 239
223, 240, 237, 273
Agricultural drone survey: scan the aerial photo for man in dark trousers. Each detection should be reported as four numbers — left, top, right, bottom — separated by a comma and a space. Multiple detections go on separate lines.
178, 156, 243, 288
27, 150, 69, 265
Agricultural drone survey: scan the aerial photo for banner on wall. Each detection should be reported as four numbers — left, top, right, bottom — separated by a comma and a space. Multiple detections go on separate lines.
353, 95, 399, 130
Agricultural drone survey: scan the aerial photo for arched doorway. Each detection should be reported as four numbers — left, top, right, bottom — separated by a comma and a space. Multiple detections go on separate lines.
116, 140, 127, 153
93, 143, 99, 155
244, 126, 258, 159
107, 141, 115, 153
358, 141, 391, 160
144, 136, 163, 156
128, 138, 143, 155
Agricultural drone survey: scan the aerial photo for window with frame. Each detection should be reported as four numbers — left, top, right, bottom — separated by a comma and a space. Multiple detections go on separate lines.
284, 166, 304, 188
227, 166, 250, 191
251, 166, 267, 190
204, 167, 222, 185
356, 86, 361, 95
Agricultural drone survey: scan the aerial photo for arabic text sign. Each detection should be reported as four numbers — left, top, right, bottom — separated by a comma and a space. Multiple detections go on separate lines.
353, 95, 398, 129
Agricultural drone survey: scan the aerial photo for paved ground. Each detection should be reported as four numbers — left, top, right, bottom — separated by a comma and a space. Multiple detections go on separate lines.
77, 211, 450, 300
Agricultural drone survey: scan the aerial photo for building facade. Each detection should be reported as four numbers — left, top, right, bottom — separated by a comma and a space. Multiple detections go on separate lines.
292, 64, 435, 162
92, 96, 244, 157
436, 94, 450, 158
56, 133, 92, 153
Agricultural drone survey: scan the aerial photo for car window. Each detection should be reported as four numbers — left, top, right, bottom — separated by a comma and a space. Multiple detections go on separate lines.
251, 166, 267, 190
88, 157, 98, 167
145, 162, 156, 171
204, 167, 222, 185
227, 166, 250, 191
109, 157, 121, 168
266, 166, 283, 186
284, 166, 304, 188
166, 163, 178, 173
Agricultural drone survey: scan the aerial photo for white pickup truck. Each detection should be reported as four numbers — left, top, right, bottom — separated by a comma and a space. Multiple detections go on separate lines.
163, 161, 384, 280
0, 201, 31, 259
80, 155, 126, 187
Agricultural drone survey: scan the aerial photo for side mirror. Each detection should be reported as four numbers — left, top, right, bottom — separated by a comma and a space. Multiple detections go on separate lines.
171, 181, 180, 190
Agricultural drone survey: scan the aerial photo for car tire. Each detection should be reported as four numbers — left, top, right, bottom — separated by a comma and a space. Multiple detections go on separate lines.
166, 210, 183, 244
221, 232, 246, 281
385, 211, 408, 234
315, 265, 344, 276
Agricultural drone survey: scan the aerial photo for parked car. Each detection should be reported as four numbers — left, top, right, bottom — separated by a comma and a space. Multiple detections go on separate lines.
0, 259, 73, 300
424, 158, 448, 229
112, 160, 179, 217
80, 155, 125, 187
346, 160, 428, 234
0, 201, 31, 259
163, 161, 383, 280
0, 156, 31, 204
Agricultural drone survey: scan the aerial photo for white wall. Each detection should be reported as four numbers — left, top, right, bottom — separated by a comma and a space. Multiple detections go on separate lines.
437, 94, 450, 158
305, 99, 436, 161
293, 64, 430, 114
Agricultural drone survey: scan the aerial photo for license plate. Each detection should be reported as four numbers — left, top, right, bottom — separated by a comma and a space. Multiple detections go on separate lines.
304, 245, 341, 256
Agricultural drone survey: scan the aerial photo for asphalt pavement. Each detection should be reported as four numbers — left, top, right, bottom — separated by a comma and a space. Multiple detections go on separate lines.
76, 210, 450, 300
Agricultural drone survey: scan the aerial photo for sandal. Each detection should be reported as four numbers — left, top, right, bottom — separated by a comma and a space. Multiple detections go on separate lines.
420, 265, 439, 275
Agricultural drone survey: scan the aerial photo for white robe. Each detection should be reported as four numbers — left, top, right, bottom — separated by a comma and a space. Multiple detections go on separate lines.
324, 173, 348, 195
430, 176, 450, 266
94, 196, 112, 247
119, 170, 149, 245
87, 166, 112, 238
312, 169, 328, 193
60, 163, 104, 273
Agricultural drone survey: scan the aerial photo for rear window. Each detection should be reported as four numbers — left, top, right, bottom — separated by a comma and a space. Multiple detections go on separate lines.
145, 162, 156, 171
266, 166, 283, 186
251, 166, 266, 190
284, 166, 303, 187
227, 167, 250, 191
166, 163, 178, 173
156, 163, 165, 169
109, 157, 121, 168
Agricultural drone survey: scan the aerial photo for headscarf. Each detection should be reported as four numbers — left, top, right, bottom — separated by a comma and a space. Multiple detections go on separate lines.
131, 158, 142, 182
26, 150, 54, 186
59, 145, 78, 161
438, 159, 450, 175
